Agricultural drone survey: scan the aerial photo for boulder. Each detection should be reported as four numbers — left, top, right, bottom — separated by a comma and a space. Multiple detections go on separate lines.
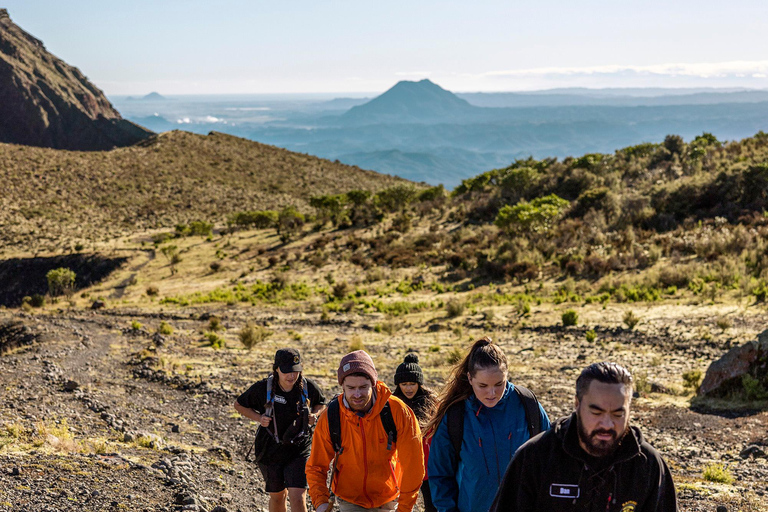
699, 330, 768, 397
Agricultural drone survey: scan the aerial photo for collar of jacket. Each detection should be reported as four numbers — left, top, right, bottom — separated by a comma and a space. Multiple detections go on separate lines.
556, 412, 644, 466
340, 381, 391, 419
466, 381, 513, 414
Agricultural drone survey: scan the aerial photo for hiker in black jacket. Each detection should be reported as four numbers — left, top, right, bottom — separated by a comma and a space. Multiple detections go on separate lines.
490, 362, 678, 512
392, 353, 438, 512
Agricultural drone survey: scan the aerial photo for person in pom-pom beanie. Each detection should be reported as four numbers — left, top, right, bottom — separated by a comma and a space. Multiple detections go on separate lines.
306, 350, 425, 512
393, 353, 438, 512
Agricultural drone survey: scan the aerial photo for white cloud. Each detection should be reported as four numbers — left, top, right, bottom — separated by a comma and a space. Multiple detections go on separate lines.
485, 60, 768, 79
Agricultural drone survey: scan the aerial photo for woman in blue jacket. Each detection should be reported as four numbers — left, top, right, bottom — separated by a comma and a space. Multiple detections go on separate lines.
426, 337, 550, 512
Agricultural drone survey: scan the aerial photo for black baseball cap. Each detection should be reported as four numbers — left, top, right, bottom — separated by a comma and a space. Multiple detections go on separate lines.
274, 348, 302, 373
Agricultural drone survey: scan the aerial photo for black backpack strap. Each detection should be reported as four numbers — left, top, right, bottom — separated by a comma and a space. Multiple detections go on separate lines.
380, 400, 398, 450
327, 396, 342, 453
446, 401, 464, 466
514, 385, 542, 438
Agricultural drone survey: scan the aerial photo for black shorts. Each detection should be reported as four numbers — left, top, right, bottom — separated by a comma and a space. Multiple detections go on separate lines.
258, 454, 308, 493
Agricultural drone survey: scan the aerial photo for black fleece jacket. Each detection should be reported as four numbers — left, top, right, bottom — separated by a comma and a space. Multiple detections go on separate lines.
489, 413, 678, 512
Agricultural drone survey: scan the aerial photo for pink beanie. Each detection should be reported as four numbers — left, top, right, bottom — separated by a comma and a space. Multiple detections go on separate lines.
338, 350, 378, 385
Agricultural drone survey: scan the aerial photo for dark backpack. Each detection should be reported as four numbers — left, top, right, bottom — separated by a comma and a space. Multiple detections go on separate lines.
446, 385, 542, 464
246, 375, 310, 463
327, 395, 398, 455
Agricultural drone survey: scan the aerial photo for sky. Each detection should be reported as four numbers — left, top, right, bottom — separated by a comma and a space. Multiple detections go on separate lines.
4, 1, 768, 96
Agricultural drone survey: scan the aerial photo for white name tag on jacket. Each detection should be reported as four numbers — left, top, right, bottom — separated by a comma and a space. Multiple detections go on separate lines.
550, 484, 580, 498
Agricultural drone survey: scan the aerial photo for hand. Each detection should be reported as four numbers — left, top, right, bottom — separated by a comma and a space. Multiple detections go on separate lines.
316, 503, 330, 512
259, 414, 272, 427
309, 413, 318, 427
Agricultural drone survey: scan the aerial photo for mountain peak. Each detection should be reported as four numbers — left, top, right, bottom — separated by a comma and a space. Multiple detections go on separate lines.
341, 79, 475, 125
0, 10, 153, 150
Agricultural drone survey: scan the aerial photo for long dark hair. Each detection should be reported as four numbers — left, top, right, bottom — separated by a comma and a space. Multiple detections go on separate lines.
393, 383, 438, 427
425, 337, 508, 438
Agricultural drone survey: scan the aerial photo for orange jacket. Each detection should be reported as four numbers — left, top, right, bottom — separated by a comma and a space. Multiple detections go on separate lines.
307, 381, 425, 512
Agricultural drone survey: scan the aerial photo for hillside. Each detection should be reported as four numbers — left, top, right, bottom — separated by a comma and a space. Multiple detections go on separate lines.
0, 130, 409, 255
1, 131, 767, 512
0, 9, 153, 150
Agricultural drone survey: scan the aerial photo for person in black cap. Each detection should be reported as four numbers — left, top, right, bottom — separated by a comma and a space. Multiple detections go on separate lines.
235, 348, 327, 512
393, 353, 438, 512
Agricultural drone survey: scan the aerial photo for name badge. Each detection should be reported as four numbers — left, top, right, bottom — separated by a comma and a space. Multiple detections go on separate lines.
550, 484, 580, 499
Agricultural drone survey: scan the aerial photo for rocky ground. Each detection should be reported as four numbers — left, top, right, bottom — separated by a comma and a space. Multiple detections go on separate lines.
0, 302, 767, 512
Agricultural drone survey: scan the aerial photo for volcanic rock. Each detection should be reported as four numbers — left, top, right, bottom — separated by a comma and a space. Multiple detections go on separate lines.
0, 9, 153, 150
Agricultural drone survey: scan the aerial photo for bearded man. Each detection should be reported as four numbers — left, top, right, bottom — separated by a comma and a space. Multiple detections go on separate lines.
489, 362, 678, 512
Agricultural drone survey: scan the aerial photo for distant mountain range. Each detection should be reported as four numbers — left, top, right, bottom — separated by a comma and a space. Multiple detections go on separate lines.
0, 10, 153, 150
113, 81, 768, 189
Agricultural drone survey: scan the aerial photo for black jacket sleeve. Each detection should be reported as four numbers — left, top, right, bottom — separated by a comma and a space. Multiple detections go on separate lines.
641, 449, 679, 512
489, 443, 538, 512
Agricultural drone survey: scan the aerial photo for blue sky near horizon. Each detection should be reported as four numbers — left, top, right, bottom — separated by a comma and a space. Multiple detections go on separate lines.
4, 1, 768, 95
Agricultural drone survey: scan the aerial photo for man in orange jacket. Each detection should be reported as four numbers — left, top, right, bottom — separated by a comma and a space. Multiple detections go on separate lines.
307, 350, 425, 512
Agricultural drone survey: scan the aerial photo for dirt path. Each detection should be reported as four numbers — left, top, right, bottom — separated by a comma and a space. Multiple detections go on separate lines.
1, 308, 767, 511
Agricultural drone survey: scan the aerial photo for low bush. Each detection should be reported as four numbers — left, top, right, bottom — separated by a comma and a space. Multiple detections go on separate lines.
562, 309, 579, 326
446, 299, 465, 318
157, 321, 174, 336
623, 310, 640, 330
702, 463, 733, 484
239, 322, 273, 350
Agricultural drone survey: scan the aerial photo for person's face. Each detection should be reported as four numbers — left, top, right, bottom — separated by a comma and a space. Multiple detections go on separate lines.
343, 375, 374, 412
277, 368, 299, 390
575, 380, 631, 458
468, 366, 507, 408
399, 382, 419, 399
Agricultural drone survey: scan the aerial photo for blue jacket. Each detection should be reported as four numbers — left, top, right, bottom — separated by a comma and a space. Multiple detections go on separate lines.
428, 382, 550, 512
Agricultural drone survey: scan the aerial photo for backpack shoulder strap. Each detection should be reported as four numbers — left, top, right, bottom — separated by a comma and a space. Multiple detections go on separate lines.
380, 400, 398, 450
514, 385, 542, 438
327, 396, 342, 454
446, 400, 464, 464
300, 377, 309, 405
265, 374, 274, 405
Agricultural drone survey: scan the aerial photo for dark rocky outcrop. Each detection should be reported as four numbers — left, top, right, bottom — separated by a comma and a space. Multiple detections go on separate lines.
0, 253, 128, 307
0, 9, 153, 150
699, 330, 768, 398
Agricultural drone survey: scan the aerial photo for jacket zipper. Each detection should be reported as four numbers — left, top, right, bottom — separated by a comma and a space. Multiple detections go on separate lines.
389, 460, 400, 492
360, 417, 373, 507
478, 437, 491, 474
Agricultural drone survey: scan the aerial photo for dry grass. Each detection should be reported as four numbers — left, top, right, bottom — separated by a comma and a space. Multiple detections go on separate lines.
0, 131, 408, 257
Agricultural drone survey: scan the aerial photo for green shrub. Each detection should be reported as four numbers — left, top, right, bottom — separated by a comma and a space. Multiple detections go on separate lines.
189, 220, 214, 237
742, 374, 768, 400
130, 320, 143, 331
46, 268, 76, 297
332, 282, 350, 300
585, 330, 597, 343
206, 332, 225, 349
682, 370, 702, 392
208, 317, 222, 332
446, 299, 465, 318
715, 317, 732, 332
447, 346, 464, 365
562, 309, 579, 326
623, 310, 640, 330
24, 294, 46, 308
157, 321, 174, 336
348, 337, 366, 351
702, 463, 733, 484
239, 322, 272, 350
495, 194, 570, 234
